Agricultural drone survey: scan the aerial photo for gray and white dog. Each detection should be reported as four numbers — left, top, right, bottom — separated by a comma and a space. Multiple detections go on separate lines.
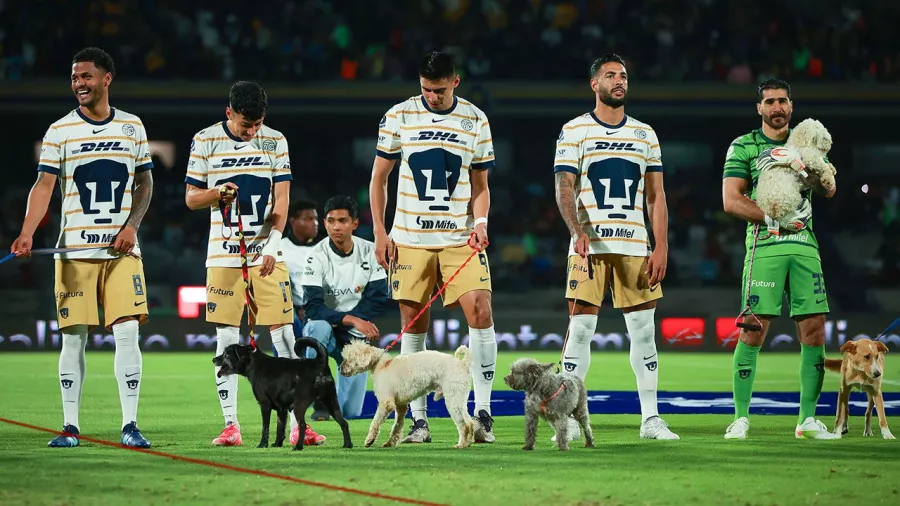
504, 358, 595, 451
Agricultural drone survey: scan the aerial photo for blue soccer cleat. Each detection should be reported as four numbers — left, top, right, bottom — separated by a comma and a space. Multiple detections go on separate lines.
121, 422, 151, 448
48, 424, 80, 447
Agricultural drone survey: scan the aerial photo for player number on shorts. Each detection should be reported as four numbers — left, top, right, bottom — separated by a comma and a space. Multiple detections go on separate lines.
812, 272, 825, 295
278, 281, 288, 303
586, 158, 642, 220
478, 252, 488, 272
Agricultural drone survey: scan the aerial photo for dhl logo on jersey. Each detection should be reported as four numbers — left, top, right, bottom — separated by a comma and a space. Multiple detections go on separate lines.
212, 156, 268, 169
71, 141, 130, 154
407, 130, 469, 146
585, 141, 642, 153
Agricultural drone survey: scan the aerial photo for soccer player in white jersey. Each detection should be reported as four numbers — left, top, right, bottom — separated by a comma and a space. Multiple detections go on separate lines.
369, 51, 498, 444
300, 195, 389, 419
11, 47, 154, 448
554, 53, 679, 441
280, 198, 319, 343
184, 81, 325, 448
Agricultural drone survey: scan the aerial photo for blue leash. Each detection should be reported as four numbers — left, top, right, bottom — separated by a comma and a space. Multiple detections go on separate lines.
877, 317, 900, 339
0, 247, 109, 266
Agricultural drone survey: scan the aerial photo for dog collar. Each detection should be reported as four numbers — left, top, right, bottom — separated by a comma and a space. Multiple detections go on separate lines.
540, 383, 567, 413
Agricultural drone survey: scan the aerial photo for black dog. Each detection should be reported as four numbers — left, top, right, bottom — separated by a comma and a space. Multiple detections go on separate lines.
212, 337, 352, 450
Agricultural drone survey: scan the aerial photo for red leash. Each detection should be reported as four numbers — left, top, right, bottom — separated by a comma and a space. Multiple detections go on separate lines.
382, 233, 487, 352
220, 187, 258, 350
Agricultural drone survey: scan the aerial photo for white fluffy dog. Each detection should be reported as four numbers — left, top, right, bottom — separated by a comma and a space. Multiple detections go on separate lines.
756, 118, 837, 228
339, 340, 475, 448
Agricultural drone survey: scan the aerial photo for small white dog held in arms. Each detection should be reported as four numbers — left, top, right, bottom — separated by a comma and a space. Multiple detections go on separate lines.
755, 118, 837, 235
340, 340, 476, 448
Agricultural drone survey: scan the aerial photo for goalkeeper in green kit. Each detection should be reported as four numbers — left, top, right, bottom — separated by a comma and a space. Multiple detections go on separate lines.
721, 79, 839, 440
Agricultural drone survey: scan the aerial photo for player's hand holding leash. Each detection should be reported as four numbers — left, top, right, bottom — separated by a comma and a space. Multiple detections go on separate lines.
373, 229, 393, 271
470, 217, 489, 252
11, 234, 33, 257
111, 224, 137, 256
218, 182, 239, 206
572, 231, 590, 259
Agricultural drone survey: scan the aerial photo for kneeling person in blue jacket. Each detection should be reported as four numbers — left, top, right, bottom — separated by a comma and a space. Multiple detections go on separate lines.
301, 195, 388, 419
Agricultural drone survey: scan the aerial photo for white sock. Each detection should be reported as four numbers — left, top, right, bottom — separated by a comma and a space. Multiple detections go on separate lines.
270, 325, 298, 359
468, 326, 497, 415
215, 326, 241, 426
562, 315, 597, 381
401, 332, 428, 421
113, 320, 142, 429
625, 308, 660, 422
290, 410, 299, 431
59, 326, 88, 429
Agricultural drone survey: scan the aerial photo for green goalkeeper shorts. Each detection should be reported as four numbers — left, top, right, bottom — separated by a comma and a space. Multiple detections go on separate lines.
740, 255, 830, 318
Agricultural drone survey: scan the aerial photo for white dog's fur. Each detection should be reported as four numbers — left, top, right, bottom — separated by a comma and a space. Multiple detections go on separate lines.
340, 340, 475, 448
756, 118, 837, 221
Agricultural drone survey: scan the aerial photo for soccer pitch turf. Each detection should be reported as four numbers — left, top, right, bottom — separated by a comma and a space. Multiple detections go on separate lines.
1, 351, 899, 506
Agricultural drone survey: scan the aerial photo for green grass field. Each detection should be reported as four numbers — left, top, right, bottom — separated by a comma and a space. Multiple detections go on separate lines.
1, 352, 899, 506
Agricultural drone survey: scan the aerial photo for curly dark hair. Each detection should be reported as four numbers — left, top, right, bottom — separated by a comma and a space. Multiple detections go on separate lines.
228, 81, 268, 120
72, 47, 115, 77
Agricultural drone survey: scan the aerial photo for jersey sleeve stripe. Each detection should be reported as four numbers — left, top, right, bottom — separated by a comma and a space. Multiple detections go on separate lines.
471, 160, 494, 170
554, 165, 578, 174
42, 141, 60, 148
723, 169, 750, 180
37, 164, 60, 175
273, 174, 293, 183
376, 149, 401, 160
185, 176, 207, 188
647, 165, 663, 173
136, 162, 153, 173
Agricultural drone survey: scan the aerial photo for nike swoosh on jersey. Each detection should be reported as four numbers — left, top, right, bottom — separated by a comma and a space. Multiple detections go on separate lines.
234, 144, 247, 150
93, 128, 107, 134
431, 118, 446, 123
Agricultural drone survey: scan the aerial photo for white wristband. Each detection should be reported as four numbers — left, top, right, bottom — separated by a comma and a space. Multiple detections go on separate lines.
474, 217, 488, 227
262, 229, 283, 257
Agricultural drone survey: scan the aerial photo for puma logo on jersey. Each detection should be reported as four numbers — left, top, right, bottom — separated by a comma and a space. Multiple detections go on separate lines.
586, 141, 640, 152
73, 141, 129, 154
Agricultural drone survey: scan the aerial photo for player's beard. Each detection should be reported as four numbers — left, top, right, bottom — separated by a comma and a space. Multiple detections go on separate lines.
75, 85, 103, 109
763, 111, 791, 130
598, 87, 627, 108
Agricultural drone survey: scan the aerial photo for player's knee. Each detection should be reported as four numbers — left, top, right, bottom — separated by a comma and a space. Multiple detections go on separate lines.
302, 320, 331, 341
466, 291, 493, 328
797, 315, 826, 346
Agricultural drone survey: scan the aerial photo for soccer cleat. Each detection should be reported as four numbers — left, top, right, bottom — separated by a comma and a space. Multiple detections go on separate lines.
640, 416, 680, 440
401, 419, 432, 443
724, 417, 750, 440
796, 417, 841, 440
121, 422, 151, 448
48, 424, 80, 447
474, 410, 496, 443
550, 416, 582, 443
211, 422, 242, 446
303, 426, 326, 446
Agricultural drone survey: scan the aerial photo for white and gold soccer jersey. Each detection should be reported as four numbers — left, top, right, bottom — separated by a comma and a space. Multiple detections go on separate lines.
38, 108, 153, 260
376, 95, 494, 249
185, 121, 293, 269
554, 113, 663, 257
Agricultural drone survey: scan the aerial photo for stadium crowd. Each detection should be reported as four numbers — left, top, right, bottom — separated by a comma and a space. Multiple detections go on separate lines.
0, 0, 899, 83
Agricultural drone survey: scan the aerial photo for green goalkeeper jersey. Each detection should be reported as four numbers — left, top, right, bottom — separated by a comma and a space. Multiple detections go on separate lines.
722, 128, 820, 260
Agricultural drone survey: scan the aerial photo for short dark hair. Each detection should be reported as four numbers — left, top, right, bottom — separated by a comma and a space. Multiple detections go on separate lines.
590, 53, 626, 77
229, 81, 268, 120
289, 198, 317, 218
72, 47, 115, 77
757, 78, 792, 103
323, 195, 358, 220
419, 51, 456, 81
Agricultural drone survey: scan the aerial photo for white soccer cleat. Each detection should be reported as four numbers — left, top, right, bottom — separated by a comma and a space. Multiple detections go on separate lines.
724, 417, 750, 440
550, 417, 581, 443
640, 416, 680, 440
796, 417, 841, 440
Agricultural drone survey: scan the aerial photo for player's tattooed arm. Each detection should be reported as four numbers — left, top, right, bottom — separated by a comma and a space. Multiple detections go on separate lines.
554, 172, 581, 238
127, 170, 154, 231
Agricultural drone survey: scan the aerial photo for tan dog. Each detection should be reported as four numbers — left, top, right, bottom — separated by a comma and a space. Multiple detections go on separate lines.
339, 340, 476, 449
825, 339, 894, 439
